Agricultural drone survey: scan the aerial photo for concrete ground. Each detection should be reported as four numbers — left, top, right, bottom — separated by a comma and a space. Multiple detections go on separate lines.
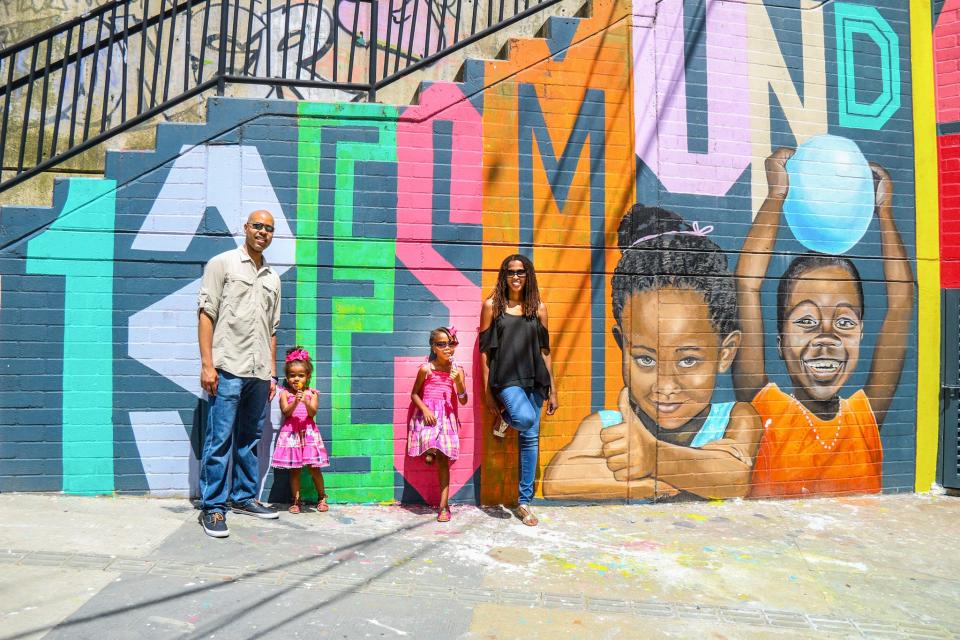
0, 493, 958, 640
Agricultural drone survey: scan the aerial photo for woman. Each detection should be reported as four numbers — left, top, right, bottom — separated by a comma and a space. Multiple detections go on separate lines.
479, 254, 559, 526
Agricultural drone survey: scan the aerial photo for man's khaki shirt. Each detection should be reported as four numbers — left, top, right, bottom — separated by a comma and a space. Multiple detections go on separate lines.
198, 246, 281, 380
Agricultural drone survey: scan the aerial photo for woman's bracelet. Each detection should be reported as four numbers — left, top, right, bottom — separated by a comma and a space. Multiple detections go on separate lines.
457, 391, 468, 401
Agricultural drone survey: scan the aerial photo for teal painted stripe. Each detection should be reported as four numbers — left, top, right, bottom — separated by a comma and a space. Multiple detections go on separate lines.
27, 179, 116, 495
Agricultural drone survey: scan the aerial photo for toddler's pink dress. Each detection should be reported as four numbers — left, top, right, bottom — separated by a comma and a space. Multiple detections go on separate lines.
271, 388, 330, 469
407, 366, 461, 460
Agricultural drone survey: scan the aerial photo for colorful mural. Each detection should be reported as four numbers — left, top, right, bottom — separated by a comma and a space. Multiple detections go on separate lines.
0, 0, 922, 503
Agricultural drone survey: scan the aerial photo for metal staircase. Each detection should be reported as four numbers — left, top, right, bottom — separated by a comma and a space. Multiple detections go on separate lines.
0, 0, 563, 193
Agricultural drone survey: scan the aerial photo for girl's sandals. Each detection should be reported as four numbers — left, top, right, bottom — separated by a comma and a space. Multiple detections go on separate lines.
316, 495, 329, 512
288, 500, 302, 514
437, 507, 451, 522
516, 505, 538, 527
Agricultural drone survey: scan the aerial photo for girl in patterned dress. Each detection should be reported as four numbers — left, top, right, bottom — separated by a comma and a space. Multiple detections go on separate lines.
408, 327, 468, 522
272, 347, 331, 514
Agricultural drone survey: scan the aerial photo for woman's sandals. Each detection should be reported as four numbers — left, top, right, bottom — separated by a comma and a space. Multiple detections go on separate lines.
516, 505, 538, 526
493, 417, 510, 438
316, 495, 329, 512
437, 507, 451, 522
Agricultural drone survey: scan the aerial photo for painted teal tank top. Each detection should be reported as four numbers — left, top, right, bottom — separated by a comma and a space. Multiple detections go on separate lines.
597, 402, 734, 448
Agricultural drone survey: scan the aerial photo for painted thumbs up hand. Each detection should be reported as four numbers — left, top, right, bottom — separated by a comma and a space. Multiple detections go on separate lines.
598, 388, 658, 481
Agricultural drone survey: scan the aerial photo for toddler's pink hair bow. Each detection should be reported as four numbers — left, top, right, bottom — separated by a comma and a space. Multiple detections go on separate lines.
285, 348, 310, 363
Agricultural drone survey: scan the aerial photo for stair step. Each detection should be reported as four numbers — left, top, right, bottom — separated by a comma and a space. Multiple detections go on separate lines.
446, 0, 611, 100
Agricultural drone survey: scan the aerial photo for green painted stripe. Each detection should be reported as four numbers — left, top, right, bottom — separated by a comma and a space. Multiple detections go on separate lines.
296, 105, 322, 359
297, 102, 398, 502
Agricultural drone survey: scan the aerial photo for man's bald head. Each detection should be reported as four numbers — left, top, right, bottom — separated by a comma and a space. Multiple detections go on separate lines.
243, 210, 275, 261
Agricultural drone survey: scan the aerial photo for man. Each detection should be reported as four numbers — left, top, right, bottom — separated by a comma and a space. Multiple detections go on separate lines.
197, 210, 282, 538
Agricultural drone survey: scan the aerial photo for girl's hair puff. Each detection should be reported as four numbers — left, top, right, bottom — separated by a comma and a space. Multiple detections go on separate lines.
612, 204, 738, 336
284, 345, 313, 378
489, 254, 541, 319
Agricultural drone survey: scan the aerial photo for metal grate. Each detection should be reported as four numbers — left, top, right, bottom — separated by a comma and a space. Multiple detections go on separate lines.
0, 0, 564, 193
941, 289, 960, 488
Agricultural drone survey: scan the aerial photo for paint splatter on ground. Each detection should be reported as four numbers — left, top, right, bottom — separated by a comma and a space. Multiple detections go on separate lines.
1, 494, 959, 639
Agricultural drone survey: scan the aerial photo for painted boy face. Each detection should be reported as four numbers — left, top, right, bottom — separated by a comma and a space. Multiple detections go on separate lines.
618, 287, 739, 430
778, 265, 863, 402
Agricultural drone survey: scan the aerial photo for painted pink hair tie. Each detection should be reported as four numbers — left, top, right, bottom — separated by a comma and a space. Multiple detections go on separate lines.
631, 220, 714, 248
285, 348, 310, 363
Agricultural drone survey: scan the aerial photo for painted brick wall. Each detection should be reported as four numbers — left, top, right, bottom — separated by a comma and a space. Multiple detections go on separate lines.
937, 2, 960, 287
940, 133, 960, 286
0, 0, 921, 504
935, 0, 960, 123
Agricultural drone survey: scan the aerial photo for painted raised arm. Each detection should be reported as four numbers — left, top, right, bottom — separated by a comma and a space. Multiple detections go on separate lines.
733, 147, 794, 401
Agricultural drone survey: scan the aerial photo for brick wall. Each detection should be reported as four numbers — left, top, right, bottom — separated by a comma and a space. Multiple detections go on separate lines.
937, 2, 960, 286
0, 0, 921, 503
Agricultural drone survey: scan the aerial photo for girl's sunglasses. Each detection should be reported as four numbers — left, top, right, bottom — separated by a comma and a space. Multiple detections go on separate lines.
432, 340, 458, 348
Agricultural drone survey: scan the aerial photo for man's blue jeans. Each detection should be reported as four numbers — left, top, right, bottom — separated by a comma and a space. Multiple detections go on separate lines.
200, 370, 270, 513
497, 386, 544, 505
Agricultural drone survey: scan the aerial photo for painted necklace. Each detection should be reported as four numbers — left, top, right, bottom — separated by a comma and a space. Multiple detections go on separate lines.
789, 394, 842, 451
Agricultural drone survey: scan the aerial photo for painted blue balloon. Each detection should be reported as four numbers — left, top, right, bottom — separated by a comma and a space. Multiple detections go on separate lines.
782, 135, 875, 254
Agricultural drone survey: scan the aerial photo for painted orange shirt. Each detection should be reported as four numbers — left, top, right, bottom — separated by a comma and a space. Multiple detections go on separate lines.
749, 383, 882, 498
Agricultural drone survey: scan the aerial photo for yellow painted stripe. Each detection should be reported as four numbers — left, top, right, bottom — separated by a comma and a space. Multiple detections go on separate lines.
910, 0, 941, 492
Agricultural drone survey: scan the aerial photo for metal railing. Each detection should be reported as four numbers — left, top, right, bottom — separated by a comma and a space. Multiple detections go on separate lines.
0, 0, 563, 193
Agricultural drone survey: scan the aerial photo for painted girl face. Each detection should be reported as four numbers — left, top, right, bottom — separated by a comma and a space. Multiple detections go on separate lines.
618, 287, 740, 430
505, 259, 527, 297
286, 362, 310, 391
778, 265, 863, 402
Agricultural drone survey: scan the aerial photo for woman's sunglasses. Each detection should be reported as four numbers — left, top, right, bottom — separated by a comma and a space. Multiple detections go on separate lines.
506, 269, 527, 279
432, 341, 458, 348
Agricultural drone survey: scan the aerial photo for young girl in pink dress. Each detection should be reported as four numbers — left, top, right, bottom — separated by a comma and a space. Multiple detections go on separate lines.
408, 327, 468, 522
272, 347, 330, 514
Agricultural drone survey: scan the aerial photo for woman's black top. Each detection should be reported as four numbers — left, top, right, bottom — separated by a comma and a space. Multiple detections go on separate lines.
479, 312, 551, 396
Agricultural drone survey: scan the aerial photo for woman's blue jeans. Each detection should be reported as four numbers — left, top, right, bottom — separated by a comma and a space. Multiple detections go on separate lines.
200, 370, 270, 513
497, 386, 544, 505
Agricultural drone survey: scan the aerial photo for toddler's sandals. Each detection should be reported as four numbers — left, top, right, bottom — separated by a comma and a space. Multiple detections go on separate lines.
316, 495, 329, 513
437, 507, 451, 523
